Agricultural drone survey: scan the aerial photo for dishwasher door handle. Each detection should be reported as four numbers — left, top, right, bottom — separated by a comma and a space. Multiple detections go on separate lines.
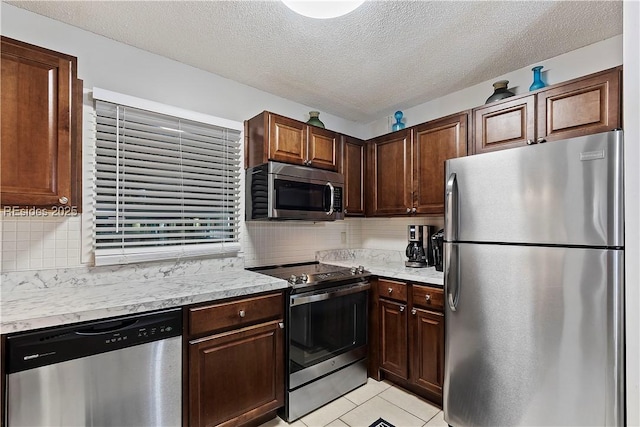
75, 319, 139, 335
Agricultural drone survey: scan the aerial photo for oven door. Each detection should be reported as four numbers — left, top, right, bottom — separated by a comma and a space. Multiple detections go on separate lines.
288, 282, 369, 389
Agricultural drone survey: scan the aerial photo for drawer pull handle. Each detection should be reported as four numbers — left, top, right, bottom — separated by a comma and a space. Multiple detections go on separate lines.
425, 294, 431, 302
411, 308, 417, 315
388, 287, 393, 294
239, 310, 246, 318
400, 305, 405, 312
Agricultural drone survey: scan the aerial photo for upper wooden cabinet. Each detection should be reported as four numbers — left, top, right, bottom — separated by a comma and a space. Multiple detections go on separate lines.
1, 36, 82, 209
341, 135, 366, 216
413, 113, 468, 215
473, 66, 621, 154
245, 111, 339, 171
367, 113, 468, 217
366, 129, 413, 216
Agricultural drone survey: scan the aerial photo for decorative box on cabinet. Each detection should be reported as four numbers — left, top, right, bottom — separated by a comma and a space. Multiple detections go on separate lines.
473, 66, 621, 154
1, 36, 82, 209
340, 135, 365, 216
245, 111, 339, 171
186, 292, 285, 427
372, 278, 444, 407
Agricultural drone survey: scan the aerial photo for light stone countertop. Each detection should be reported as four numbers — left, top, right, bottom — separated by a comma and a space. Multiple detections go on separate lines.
317, 248, 444, 287
1, 258, 288, 334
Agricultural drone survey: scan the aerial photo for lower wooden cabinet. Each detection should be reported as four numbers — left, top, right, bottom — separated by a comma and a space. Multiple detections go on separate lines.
409, 308, 444, 398
374, 279, 444, 406
186, 292, 285, 427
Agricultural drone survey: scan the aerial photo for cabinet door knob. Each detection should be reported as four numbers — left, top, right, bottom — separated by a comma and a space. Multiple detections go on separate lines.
399, 305, 405, 312
411, 308, 417, 315
239, 310, 246, 318
278, 322, 284, 329
526, 139, 536, 145
537, 137, 547, 144
406, 207, 411, 213
411, 207, 417, 213
344, 209, 348, 214
388, 287, 393, 294
59, 196, 69, 205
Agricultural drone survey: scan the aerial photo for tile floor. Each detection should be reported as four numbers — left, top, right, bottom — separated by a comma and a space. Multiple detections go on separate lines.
259, 379, 448, 427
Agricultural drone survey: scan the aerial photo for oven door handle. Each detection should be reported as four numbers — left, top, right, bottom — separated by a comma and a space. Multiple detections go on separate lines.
291, 282, 370, 306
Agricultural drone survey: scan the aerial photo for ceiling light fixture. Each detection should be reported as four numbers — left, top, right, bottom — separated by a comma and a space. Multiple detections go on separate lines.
282, 0, 365, 19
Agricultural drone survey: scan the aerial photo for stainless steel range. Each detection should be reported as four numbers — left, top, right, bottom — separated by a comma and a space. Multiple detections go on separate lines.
251, 262, 370, 421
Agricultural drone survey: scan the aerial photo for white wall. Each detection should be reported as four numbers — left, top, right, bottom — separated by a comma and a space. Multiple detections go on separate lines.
366, 35, 623, 138
623, 1, 640, 424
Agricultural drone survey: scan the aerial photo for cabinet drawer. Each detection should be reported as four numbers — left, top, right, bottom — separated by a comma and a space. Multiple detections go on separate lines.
412, 285, 444, 312
378, 279, 408, 302
189, 292, 283, 336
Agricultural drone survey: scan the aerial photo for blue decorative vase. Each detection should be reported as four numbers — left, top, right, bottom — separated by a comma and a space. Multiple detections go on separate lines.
392, 111, 405, 131
529, 66, 546, 91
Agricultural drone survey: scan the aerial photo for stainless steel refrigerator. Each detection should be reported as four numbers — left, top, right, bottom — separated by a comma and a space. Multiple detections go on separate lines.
443, 130, 625, 426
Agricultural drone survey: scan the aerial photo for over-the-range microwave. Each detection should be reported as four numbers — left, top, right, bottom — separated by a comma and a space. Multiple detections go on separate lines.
246, 161, 344, 221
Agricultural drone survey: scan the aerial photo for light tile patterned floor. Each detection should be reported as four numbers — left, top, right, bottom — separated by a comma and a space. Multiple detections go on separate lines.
259, 379, 448, 427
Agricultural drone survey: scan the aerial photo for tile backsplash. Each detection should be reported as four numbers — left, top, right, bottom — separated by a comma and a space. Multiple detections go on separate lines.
1, 214, 444, 273
1, 215, 83, 272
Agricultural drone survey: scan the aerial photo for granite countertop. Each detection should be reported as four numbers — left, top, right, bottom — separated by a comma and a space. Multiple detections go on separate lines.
1, 258, 288, 335
317, 249, 444, 287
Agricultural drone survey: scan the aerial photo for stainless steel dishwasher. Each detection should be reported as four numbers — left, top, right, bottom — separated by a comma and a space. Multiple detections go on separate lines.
5, 308, 182, 427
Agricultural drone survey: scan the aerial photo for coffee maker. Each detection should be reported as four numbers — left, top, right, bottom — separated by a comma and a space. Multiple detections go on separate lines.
405, 225, 435, 268
431, 229, 445, 272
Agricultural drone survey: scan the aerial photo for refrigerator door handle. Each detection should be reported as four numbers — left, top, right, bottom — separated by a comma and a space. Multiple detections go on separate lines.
446, 243, 460, 311
445, 173, 458, 241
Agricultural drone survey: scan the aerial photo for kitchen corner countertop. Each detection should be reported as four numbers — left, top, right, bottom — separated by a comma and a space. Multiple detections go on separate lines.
316, 249, 443, 286
327, 259, 444, 286
1, 267, 288, 335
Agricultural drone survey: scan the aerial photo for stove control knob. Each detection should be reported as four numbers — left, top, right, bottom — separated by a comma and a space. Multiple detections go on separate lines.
350, 267, 357, 274
357, 265, 365, 274
289, 275, 298, 284
301, 273, 308, 282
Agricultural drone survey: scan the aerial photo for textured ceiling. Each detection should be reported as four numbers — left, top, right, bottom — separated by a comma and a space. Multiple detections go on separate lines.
6, 1, 623, 123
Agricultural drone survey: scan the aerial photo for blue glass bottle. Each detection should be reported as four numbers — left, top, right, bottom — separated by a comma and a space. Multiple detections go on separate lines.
529, 66, 546, 91
392, 111, 405, 131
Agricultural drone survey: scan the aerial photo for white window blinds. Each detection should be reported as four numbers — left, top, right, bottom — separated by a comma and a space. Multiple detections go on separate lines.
93, 95, 242, 266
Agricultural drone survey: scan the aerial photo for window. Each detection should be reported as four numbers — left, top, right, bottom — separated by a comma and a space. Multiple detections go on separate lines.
93, 89, 242, 266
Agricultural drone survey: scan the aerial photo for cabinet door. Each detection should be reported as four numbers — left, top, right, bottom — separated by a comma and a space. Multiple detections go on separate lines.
308, 126, 338, 171
379, 299, 408, 379
367, 130, 412, 216
1, 37, 80, 208
413, 113, 468, 215
341, 136, 365, 216
268, 113, 306, 166
473, 95, 536, 154
409, 308, 444, 399
189, 321, 284, 427
537, 68, 620, 142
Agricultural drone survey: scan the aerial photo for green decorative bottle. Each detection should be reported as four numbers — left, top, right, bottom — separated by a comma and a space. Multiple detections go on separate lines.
306, 111, 325, 128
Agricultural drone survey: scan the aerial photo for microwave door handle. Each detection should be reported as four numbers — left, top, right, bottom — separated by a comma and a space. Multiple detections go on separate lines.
326, 182, 335, 215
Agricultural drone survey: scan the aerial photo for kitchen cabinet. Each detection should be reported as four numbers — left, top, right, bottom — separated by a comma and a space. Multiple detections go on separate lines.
186, 292, 285, 427
367, 113, 468, 217
340, 135, 366, 216
373, 278, 444, 406
366, 129, 413, 216
413, 112, 468, 215
1, 36, 82, 209
245, 111, 339, 171
473, 66, 621, 154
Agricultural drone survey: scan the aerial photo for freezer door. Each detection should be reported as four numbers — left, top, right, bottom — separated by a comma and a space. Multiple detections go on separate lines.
443, 243, 624, 426
444, 130, 624, 247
